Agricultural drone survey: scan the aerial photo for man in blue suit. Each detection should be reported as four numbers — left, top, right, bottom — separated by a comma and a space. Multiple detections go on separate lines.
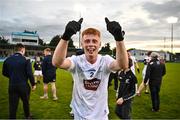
2, 43, 36, 119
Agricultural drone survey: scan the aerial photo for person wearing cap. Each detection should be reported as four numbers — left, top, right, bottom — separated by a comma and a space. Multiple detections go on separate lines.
144, 52, 166, 112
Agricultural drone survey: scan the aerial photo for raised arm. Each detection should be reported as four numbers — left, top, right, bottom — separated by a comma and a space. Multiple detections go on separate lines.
105, 17, 128, 71
52, 18, 83, 69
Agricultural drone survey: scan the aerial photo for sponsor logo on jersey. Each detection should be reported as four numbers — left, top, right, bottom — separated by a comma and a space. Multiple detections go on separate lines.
83, 78, 101, 91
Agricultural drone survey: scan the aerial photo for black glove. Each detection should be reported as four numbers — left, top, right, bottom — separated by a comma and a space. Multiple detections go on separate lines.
105, 17, 124, 41
137, 68, 140, 73
62, 18, 83, 41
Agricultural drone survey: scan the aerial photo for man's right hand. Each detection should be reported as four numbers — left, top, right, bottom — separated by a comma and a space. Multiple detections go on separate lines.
62, 18, 83, 41
116, 97, 124, 105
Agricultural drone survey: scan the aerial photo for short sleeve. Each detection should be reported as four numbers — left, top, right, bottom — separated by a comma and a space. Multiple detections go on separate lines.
103, 55, 115, 72
67, 55, 76, 72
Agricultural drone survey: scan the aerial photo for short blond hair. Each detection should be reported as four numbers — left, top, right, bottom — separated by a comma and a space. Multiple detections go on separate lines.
82, 28, 101, 37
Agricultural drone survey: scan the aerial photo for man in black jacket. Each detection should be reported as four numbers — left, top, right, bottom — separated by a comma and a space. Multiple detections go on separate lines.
40, 48, 58, 100
144, 52, 166, 112
115, 58, 137, 119
2, 43, 36, 119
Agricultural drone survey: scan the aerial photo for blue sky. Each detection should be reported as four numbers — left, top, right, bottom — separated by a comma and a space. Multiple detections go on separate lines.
0, 0, 180, 53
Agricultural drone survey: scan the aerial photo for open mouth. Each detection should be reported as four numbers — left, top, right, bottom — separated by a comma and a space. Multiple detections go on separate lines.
87, 47, 95, 54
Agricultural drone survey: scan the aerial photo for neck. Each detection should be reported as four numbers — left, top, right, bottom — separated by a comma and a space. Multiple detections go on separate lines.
86, 55, 98, 64
17, 51, 23, 55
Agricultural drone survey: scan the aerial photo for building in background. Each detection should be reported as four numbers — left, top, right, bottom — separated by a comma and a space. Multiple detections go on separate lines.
10, 30, 39, 46
128, 49, 173, 62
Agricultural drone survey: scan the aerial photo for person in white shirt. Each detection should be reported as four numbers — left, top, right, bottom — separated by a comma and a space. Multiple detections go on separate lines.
127, 52, 140, 75
52, 17, 128, 120
137, 51, 152, 96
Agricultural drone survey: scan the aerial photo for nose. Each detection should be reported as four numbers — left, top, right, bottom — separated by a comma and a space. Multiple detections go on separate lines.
89, 40, 93, 45
89, 40, 96, 45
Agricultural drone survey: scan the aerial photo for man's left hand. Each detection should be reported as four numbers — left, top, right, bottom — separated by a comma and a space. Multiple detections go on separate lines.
105, 17, 124, 41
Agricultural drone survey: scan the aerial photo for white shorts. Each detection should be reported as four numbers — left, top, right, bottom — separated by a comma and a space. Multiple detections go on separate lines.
34, 70, 42, 76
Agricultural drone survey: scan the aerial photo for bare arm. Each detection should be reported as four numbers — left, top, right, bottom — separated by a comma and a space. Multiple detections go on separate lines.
52, 18, 83, 70
52, 39, 71, 70
110, 41, 128, 71
105, 17, 128, 71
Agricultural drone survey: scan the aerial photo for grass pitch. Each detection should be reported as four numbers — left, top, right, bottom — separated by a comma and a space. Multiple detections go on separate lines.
0, 62, 180, 119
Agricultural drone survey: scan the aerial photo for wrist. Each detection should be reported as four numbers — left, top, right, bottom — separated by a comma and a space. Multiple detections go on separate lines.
114, 30, 125, 41
114, 34, 124, 41
61, 33, 71, 41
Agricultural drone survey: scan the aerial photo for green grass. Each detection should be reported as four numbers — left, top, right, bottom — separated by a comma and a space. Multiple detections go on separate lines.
0, 62, 180, 119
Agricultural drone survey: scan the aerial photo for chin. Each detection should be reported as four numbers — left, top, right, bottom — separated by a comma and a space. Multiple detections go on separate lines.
89, 53, 98, 57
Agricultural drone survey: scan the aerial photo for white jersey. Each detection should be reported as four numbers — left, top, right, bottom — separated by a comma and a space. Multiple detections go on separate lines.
130, 56, 137, 75
142, 56, 151, 79
68, 54, 114, 120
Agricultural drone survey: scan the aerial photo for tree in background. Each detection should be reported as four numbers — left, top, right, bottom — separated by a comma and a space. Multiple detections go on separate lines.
49, 35, 75, 48
49, 35, 60, 46
112, 47, 116, 58
99, 43, 112, 55
38, 37, 46, 46
0, 36, 9, 44
68, 38, 76, 48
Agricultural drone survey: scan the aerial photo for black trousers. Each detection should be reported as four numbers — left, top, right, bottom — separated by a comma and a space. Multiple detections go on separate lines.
114, 76, 118, 90
115, 100, 132, 119
108, 72, 118, 90
149, 83, 161, 111
8, 84, 31, 119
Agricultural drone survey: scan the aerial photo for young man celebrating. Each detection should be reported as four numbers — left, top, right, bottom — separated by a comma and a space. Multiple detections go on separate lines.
52, 18, 128, 119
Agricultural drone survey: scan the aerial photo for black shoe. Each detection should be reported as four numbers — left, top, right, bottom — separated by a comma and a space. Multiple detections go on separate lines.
152, 109, 159, 112
26, 113, 33, 119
